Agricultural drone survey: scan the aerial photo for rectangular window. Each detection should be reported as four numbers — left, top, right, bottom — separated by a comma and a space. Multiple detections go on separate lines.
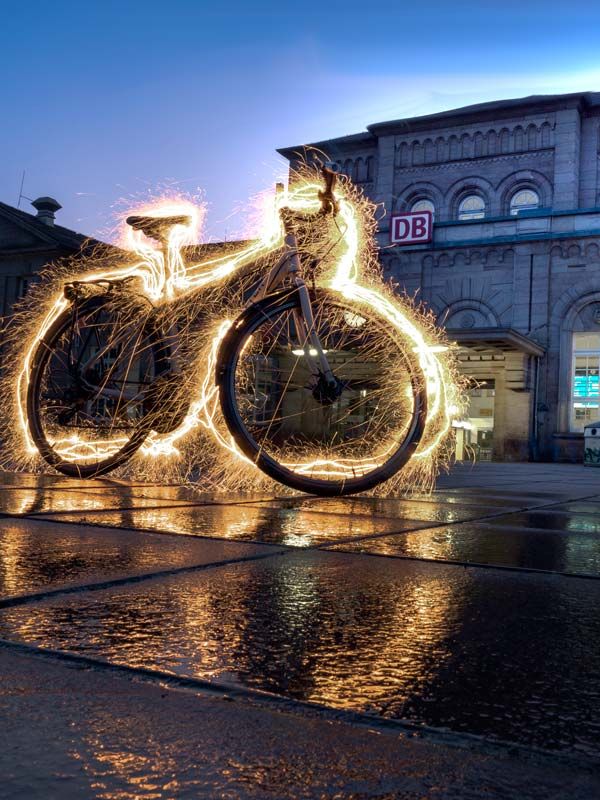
16, 277, 29, 299
570, 333, 600, 431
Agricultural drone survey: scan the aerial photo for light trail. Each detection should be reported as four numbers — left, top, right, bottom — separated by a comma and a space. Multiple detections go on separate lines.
13, 175, 462, 486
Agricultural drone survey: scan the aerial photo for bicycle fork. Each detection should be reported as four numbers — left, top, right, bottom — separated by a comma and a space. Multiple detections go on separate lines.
283, 238, 341, 403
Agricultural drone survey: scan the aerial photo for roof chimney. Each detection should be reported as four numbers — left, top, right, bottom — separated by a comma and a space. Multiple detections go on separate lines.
31, 196, 62, 226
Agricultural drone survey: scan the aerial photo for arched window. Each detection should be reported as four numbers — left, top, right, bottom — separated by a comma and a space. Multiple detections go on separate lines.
411, 198, 435, 221
352, 158, 364, 182
457, 195, 485, 221
509, 188, 540, 216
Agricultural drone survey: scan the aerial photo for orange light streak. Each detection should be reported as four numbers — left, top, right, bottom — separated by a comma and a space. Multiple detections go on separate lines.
16, 178, 460, 481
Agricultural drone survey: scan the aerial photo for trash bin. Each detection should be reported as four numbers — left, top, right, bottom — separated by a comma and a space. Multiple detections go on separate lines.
584, 421, 600, 466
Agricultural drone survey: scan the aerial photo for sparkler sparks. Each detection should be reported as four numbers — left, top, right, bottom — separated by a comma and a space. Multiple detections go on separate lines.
6, 171, 463, 494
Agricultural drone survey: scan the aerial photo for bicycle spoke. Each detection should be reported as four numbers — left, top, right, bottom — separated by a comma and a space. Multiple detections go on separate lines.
34, 297, 160, 465
231, 296, 416, 473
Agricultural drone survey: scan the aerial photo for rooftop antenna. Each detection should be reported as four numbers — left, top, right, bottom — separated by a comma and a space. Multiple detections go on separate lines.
17, 171, 32, 208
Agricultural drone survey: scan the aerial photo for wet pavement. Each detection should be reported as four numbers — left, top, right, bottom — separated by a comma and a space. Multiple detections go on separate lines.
1, 462, 600, 798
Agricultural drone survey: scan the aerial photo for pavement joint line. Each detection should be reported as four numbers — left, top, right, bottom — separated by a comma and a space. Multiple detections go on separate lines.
315, 491, 600, 550
7, 489, 600, 561
9, 511, 439, 555
9, 489, 585, 528
11, 495, 305, 518
232, 501, 502, 525
6, 482, 600, 582
475, 520, 600, 536
312, 490, 600, 576
322, 547, 600, 581
3, 493, 500, 524
2, 511, 307, 551
1, 637, 597, 772
0, 548, 290, 610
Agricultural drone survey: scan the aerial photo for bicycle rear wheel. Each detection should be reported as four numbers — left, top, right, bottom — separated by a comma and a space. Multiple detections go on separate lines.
217, 288, 427, 495
27, 291, 166, 478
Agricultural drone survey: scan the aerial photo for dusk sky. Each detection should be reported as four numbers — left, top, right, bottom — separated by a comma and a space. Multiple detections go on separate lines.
3, 1, 600, 242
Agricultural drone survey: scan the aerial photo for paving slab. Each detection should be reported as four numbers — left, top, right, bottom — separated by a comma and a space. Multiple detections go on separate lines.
2, 550, 600, 756
0, 471, 286, 506
259, 496, 503, 523
0, 486, 213, 516
2, 645, 595, 800
64, 486, 285, 505
0, 517, 277, 600
0, 470, 147, 490
554, 499, 600, 512
326, 523, 600, 575
437, 462, 600, 495
38, 504, 429, 547
483, 510, 600, 534
420, 491, 544, 508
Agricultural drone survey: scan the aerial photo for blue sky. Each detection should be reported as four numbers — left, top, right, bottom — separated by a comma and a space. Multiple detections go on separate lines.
2, 1, 600, 241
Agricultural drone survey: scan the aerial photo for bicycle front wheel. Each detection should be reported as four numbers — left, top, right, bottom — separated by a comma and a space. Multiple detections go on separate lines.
218, 288, 427, 495
27, 291, 166, 478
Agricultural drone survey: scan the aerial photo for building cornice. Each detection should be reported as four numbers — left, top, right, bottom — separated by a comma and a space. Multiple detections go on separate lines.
278, 92, 600, 160
277, 132, 376, 161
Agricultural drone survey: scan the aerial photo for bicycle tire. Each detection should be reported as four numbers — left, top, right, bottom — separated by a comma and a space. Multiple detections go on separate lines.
217, 288, 428, 496
27, 292, 167, 478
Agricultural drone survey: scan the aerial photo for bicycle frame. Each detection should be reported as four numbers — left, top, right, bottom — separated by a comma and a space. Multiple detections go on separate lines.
139, 207, 339, 397
242, 223, 337, 386
21, 167, 454, 490
63, 206, 337, 414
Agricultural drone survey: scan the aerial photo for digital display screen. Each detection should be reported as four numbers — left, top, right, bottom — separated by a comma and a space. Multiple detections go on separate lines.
574, 374, 599, 398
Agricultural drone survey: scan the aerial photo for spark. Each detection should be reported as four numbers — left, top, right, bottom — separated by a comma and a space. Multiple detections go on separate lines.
11, 172, 463, 492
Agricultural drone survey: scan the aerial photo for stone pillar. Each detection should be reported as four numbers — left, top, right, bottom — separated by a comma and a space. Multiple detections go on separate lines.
553, 108, 581, 211
578, 118, 598, 208
374, 135, 395, 235
510, 246, 551, 336
503, 387, 532, 460
511, 250, 534, 332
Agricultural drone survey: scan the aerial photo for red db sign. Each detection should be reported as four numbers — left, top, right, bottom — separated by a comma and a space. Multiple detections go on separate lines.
390, 211, 433, 245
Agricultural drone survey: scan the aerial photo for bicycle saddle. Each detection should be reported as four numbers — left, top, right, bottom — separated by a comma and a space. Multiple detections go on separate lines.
126, 214, 191, 240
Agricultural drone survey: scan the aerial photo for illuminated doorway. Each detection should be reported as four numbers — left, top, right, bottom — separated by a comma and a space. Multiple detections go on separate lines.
455, 379, 495, 461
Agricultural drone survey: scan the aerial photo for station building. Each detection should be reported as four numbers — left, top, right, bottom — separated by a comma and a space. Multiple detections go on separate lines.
279, 92, 600, 462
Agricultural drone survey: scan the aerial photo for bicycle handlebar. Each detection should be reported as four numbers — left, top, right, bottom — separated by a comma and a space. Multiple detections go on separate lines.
278, 162, 340, 228
319, 163, 339, 216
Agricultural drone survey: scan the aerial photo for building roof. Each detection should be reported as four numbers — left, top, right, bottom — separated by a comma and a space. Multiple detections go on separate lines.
0, 200, 103, 253
449, 327, 545, 357
278, 91, 600, 158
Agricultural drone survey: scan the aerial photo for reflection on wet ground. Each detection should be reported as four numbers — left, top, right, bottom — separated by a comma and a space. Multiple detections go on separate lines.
0, 471, 121, 489
3, 465, 600, 765
0, 517, 274, 599
486, 510, 600, 535
41, 504, 429, 547
328, 523, 600, 575
7, 647, 593, 800
0, 470, 282, 506
0, 487, 204, 516
261, 496, 494, 523
2, 550, 600, 755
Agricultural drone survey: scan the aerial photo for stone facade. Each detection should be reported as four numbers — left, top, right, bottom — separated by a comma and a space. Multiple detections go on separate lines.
0, 198, 96, 325
279, 92, 600, 462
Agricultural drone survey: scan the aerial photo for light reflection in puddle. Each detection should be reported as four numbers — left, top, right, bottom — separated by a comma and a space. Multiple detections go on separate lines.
46, 505, 422, 547
0, 519, 268, 598
0, 488, 199, 516
2, 552, 600, 753
330, 525, 600, 575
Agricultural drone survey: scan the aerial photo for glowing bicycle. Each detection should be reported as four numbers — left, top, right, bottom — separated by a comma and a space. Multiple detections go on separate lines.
24, 166, 430, 495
